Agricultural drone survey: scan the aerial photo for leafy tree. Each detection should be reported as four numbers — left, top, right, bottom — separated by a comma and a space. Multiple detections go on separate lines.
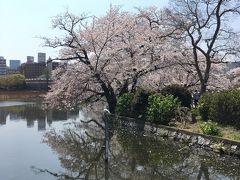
0, 74, 26, 90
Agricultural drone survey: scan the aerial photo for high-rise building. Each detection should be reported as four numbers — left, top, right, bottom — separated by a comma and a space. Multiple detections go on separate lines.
20, 63, 46, 79
47, 57, 60, 71
47, 57, 59, 78
10, 60, 21, 70
38, 52, 46, 63
0, 56, 7, 75
27, 56, 34, 64
47, 57, 52, 71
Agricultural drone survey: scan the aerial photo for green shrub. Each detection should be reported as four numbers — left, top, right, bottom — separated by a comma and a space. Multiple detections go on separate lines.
116, 89, 150, 118
209, 89, 240, 128
198, 90, 240, 128
200, 120, 222, 136
147, 93, 180, 125
161, 84, 192, 108
198, 92, 213, 121
116, 92, 134, 117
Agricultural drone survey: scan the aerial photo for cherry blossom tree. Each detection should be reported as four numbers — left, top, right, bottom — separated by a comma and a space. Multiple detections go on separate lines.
227, 67, 240, 88
43, 7, 176, 113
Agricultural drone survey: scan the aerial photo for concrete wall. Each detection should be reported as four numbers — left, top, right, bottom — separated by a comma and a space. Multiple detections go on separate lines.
25, 79, 52, 90
144, 123, 240, 157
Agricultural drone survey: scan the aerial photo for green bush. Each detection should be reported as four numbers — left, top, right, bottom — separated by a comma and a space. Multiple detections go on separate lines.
116, 92, 134, 117
116, 89, 150, 118
161, 84, 192, 108
0, 74, 26, 90
198, 89, 240, 128
147, 93, 180, 125
209, 89, 240, 128
200, 120, 222, 136
197, 92, 213, 121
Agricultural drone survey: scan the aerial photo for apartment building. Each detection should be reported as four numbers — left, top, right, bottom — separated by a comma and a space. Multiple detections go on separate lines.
0, 56, 7, 75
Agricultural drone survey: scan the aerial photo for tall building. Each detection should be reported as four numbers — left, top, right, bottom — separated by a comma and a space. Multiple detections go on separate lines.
47, 57, 52, 71
27, 56, 34, 64
0, 56, 7, 75
47, 57, 59, 77
38, 52, 46, 63
10, 60, 21, 70
20, 63, 46, 79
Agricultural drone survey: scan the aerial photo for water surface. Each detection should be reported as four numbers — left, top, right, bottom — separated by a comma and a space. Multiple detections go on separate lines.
0, 100, 79, 180
0, 100, 240, 180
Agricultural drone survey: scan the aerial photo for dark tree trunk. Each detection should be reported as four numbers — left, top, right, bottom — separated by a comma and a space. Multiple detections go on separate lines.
131, 76, 138, 93
119, 80, 129, 96
200, 82, 207, 95
200, 57, 211, 95
94, 73, 117, 114
106, 95, 117, 114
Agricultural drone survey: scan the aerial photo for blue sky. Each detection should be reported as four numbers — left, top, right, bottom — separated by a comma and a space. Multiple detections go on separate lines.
0, 0, 168, 65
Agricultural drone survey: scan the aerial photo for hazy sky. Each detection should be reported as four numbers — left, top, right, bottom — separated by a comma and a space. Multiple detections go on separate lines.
0, 0, 168, 65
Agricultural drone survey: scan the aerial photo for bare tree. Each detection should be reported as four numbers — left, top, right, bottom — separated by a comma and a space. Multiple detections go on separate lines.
164, 0, 240, 93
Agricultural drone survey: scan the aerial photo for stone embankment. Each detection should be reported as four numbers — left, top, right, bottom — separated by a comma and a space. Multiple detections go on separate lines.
0, 91, 45, 100
144, 123, 240, 157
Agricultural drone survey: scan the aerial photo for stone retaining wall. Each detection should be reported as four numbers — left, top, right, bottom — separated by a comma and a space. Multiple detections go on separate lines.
144, 122, 240, 157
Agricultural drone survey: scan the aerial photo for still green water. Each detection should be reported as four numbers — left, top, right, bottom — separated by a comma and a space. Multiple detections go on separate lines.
0, 100, 239, 180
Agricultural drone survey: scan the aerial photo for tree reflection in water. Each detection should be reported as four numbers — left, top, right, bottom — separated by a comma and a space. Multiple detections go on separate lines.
38, 115, 240, 180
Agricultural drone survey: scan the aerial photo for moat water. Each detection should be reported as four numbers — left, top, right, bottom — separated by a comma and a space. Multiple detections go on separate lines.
0, 99, 240, 180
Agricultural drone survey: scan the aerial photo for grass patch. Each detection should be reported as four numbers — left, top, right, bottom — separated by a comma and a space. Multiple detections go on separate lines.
220, 126, 240, 141
175, 120, 240, 142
